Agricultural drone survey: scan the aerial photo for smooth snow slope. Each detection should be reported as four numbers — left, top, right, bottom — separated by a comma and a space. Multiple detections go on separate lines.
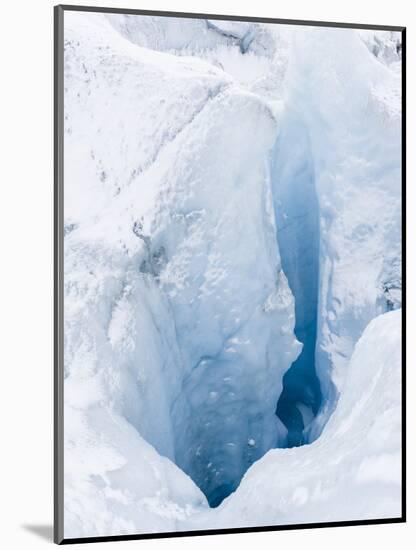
63, 10, 402, 538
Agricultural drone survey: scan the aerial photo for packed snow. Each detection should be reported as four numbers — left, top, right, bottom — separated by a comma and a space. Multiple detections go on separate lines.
63, 10, 402, 538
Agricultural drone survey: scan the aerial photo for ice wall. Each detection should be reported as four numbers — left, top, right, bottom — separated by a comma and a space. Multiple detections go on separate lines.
281, 27, 402, 436
272, 111, 322, 447
63, 12, 301, 534
192, 309, 402, 529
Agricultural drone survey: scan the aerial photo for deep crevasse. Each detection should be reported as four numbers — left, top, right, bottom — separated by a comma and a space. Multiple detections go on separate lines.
63, 12, 301, 533
63, 12, 402, 538
284, 27, 402, 439
272, 111, 322, 447
189, 27, 402, 529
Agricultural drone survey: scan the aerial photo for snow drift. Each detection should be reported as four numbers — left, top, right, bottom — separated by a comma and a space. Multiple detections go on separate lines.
62, 11, 402, 538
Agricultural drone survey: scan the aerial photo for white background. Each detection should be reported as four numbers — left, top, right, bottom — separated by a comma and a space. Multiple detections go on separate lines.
0, 0, 413, 548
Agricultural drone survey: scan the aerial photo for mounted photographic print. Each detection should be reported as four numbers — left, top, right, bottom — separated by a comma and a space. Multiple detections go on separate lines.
54, 4, 405, 544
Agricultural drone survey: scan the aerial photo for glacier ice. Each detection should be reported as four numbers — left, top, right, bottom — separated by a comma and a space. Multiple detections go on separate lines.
62, 11, 402, 538
283, 27, 402, 439
188, 309, 402, 529
271, 25, 402, 444
272, 103, 322, 447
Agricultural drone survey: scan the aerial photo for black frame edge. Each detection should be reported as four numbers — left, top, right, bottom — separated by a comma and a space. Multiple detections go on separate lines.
53, 4, 406, 545
401, 26, 407, 524
60, 518, 405, 545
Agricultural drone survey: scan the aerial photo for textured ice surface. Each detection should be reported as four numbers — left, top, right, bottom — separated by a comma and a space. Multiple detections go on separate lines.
63, 11, 402, 538
272, 105, 322, 447
283, 27, 402, 438
64, 12, 300, 534
271, 25, 402, 443
188, 310, 402, 529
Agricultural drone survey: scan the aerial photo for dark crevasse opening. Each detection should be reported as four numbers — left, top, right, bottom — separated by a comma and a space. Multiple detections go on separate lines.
168, 117, 324, 508
209, 483, 236, 508
271, 115, 323, 447
171, 352, 286, 509
172, 119, 324, 509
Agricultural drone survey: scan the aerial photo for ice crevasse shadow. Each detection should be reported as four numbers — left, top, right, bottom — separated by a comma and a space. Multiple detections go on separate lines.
158, 112, 326, 507
130, 81, 326, 510
272, 112, 323, 448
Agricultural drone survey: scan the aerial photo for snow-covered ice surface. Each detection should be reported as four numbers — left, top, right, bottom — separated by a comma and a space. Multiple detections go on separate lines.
63, 11, 402, 538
